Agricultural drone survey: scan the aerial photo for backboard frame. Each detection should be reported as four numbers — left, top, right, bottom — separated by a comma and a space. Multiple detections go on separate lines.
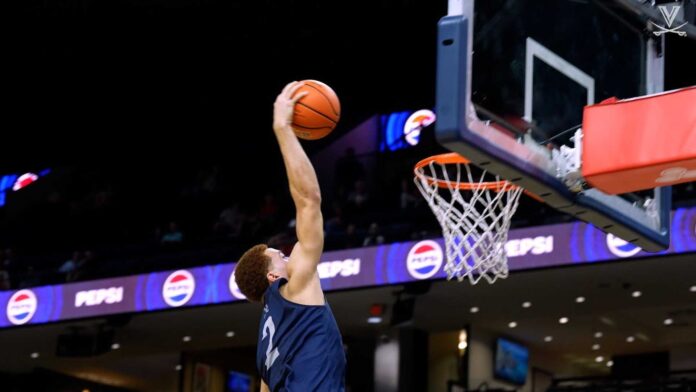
435, 0, 671, 251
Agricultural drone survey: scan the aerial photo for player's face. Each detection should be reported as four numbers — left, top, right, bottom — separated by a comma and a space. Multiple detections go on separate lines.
265, 247, 289, 281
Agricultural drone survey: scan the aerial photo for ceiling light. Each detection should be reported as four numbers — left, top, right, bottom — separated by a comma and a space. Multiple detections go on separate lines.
111, 343, 120, 350
626, 336, 635, 343
367, 317, 382, 324
544, 336, 553, 342
606, 360, 614, 367
522, 301, 532, 308
508, 321, 518, 328
226, 331, 236, 338
664, 318, 673, 326
594, 332, 603, 339
458, 341, 467, 350
182, 336, 192, 342
575, 296, 586, 303
690, 285, 696, 293
632, 291, 642, 298
470, 306, 479, 313
592, 344, 600, 350
595, 356, 604, 363
559, 317, 569, 324
30, 352, 39, 359
175, 365, 182, 371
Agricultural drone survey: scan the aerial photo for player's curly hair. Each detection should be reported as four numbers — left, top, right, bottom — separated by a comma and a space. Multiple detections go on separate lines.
234, 244, 272, 302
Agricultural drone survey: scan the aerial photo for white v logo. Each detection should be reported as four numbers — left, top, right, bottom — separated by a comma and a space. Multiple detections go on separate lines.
658, 5, 680, 27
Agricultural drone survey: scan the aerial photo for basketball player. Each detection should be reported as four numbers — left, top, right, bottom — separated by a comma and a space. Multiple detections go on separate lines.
234, 81, 346, 392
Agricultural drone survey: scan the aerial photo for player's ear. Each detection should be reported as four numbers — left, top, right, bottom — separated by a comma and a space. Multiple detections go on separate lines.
267, 271, 280, 283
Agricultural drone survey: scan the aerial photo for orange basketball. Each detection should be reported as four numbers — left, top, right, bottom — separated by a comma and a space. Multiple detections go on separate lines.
292, 80, 340, 140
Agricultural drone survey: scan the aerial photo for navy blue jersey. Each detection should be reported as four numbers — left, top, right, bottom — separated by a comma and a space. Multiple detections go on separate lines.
257, 278, 346, 391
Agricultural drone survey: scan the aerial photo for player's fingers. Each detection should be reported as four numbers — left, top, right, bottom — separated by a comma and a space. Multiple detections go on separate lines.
281, 81, 298, 96
288, 82, 305, 98
291, 91, 309, 104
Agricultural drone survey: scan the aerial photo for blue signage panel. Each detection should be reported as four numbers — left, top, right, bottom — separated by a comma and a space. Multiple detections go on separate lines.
1, 207, 694, 328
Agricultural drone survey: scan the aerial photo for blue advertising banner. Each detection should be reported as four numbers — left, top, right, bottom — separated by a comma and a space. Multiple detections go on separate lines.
1, 207, 695, 329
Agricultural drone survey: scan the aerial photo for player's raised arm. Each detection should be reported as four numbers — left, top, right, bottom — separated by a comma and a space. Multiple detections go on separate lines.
271, 82, 324, 288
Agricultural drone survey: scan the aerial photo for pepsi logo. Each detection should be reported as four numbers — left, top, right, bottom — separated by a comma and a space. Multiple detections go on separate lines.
75, 287, 124, 307
606, 234, 642, 258
12, 173, 39, 191
162, 270, 196, 307
317, 258, 361, 279
505, 236, 554, 257
407, 240, 443, 280
6, 289, 38, 325
229, 268, 246, 300
403, 109, 436, 146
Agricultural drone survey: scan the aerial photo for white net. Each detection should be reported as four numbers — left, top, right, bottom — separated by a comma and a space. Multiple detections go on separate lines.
414, 156, 523, 284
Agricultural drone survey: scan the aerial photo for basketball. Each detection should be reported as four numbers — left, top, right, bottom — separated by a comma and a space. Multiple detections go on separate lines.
292, 80, 341, 140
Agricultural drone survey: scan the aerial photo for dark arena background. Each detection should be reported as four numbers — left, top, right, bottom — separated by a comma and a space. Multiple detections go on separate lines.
2, 0, 696, 391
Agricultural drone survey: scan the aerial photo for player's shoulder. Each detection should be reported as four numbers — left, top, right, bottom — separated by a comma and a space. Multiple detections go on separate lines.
280, 275, 325, 306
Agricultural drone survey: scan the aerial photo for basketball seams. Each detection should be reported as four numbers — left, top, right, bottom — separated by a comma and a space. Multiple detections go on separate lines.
303, 82, 340, 117
296, 102, 338, 124
291, 122, 334, 130
290, 80, 339, 140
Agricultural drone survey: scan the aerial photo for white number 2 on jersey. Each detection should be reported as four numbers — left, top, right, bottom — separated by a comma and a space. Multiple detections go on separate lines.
263, 316, 280, 370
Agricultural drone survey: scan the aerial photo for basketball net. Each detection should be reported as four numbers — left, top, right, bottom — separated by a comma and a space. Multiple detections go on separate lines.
414, 153, 523, 284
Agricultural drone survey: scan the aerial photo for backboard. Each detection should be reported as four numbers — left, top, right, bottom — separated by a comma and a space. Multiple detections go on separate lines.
434, 0, 694, 251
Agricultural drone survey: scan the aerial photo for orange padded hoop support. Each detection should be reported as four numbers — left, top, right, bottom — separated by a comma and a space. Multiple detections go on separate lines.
582, 86, 696, 194
413, 152, 519, 192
